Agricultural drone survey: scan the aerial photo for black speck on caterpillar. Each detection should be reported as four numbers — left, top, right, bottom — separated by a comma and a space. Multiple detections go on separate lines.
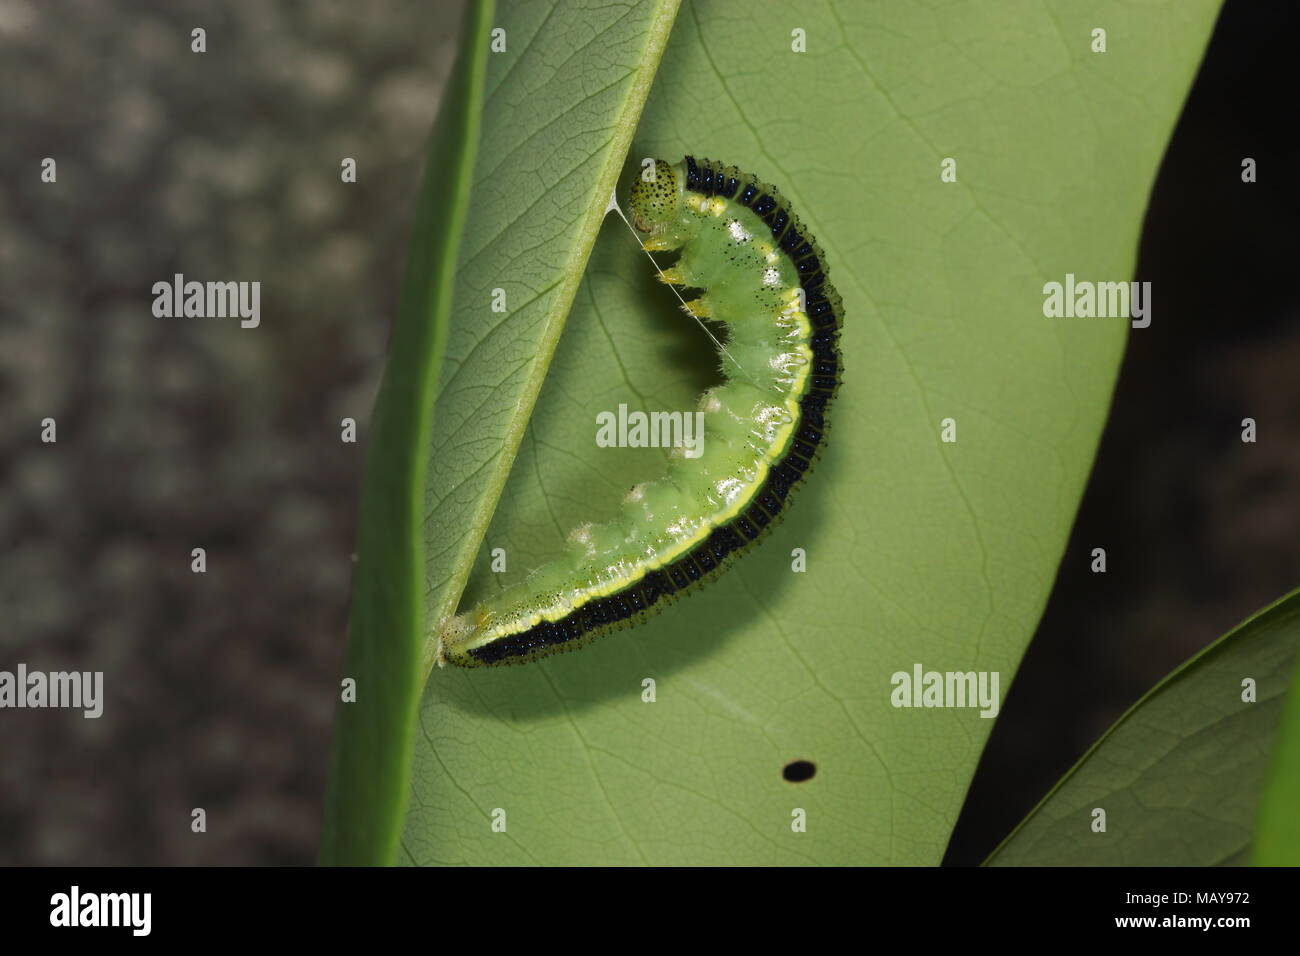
437, 156, 842, 667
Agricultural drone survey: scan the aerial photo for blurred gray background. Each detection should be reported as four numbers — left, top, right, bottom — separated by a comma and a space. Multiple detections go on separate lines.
1, 0, 461, 865
1, 0, 1295, 866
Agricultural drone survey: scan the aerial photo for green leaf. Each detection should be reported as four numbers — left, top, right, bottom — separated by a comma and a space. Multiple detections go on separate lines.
987, 589, 1300, 866
402, 0, 1220, 865
318, 1, 495, 867
1254, 604, 1300, 865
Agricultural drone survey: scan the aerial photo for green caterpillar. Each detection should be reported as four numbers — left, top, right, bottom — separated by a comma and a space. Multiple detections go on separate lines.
437, 156, 842, 667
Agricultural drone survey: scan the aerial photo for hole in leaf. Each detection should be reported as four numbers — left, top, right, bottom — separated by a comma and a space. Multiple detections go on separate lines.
782, 759, 815, 783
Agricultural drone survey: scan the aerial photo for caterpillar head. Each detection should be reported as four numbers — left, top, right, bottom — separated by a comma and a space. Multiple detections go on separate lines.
628, 159, 682, 238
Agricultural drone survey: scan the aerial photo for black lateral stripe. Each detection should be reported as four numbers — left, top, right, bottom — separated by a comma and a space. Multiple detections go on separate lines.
752, 194, 777, 217
737, 183, 759, 206
769, 208, 789, 239
711, 526, 742, 560
700, 158, 716, 196
685, 155, 701, 192
608, 592, 632, 622
644, 569, 672, 600
468, 621, 555, 664
796, 255, 821, 275
637, 583, 660, 612
582, 600, 606, 629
